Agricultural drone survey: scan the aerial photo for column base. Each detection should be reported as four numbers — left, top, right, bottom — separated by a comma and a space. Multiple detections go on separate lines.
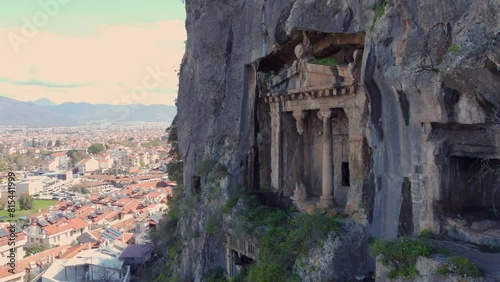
319, 195, 336, 209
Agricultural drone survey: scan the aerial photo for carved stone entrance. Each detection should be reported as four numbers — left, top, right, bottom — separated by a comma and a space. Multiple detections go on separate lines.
226, 235, 258, 277
257, 31, 366, 212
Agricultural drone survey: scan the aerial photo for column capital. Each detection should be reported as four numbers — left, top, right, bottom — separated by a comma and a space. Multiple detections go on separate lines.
270, 103, 281, 117
292, 110, 307, 135
317, 108, 332, 120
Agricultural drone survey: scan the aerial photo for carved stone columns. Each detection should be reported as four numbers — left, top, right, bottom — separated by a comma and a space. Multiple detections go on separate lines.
270, 104, 281, 191
318, 108, 335, 208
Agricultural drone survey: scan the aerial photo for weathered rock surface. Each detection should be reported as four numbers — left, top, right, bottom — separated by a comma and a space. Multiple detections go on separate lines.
376, 255, 489, 282
176, 0, 500, 280
294, 219, 370, 282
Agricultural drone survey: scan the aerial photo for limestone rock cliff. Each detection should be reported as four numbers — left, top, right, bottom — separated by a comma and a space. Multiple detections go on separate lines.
176, 0, 500, 280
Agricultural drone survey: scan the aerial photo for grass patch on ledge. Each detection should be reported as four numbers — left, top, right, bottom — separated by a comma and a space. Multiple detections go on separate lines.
418, 229, 436, 239
436, 256, 483, 278
310, 57, 338, 66
371, 237, 432, 280
372, 236, 485, 280
232, 196, 343, 282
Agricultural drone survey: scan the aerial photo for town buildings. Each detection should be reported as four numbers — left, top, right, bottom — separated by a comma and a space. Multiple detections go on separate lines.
0, 173, 175, 282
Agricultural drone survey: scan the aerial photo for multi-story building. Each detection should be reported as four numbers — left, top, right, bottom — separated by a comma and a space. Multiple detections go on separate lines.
24, 217, 89, 248
51, 152, 68, 169
40, 159, 58, 172
17, 180, 44, 195
76, 157, 99, 174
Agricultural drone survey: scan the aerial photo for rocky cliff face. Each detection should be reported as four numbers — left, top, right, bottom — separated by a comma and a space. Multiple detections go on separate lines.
176, 0, 499, 280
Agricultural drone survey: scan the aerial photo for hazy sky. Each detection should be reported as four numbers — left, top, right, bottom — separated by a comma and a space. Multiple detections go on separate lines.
0, 0, 186, 106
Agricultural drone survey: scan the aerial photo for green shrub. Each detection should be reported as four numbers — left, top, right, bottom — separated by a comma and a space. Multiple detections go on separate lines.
370, 1, 386, 31
371, 238, 432, 279
207, 183, 221, 201
388, 265, 418, 280
196, 158, 217, 175
241, 201, 342, 282
152, 117, 184, 281
151, 183, 184, 281
418, 229, 435, 239
310, 57, 338, 66
206, 268, 226, 282
449, 256, 483, 277
448, 44, 461, 54
206, 216, 219, 236
368, 236, 376, 244
374, 2, 386, 21
436, 264, 450, 275
437, 247, 450, 255
221, 190, 242, 215
437, 256, 483, 277
25, 244, 47, 256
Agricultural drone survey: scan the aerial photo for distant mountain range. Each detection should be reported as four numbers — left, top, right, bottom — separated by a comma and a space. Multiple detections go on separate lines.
0, 97, 176, 127
33, 98, 57, 106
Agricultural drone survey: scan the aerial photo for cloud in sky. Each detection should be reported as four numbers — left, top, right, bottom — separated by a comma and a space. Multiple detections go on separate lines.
0, 0, 186, 105
1, 78, 86, 88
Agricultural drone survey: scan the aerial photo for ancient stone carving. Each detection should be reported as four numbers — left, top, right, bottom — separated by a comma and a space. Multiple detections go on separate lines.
293, 181, 308, 202
292, 110, 306, 135
317, 108, 332, 121
295, 32, 314, 88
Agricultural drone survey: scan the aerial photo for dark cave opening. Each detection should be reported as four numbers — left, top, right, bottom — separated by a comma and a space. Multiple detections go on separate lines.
193, 176, 201, 195
342, 162, 351, 187
442, 156, 500, 220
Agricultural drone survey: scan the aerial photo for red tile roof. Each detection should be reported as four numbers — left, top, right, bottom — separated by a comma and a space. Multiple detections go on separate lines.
111, 217, 136, 232
90, 195, 100, 201
112, 232, 135, 244
77, 157, 93, 165
17, 245, 70, 271
43, 223, 72, 236
121, 200, 142, 214
89, 228, 103, 241
146, 191, 163, 198
29, 211, 46, 219
75, 205, 96, 219
93, 210, 120, 224
67, 218, 88, 230
59, 244, 91, 259
53, 200, 68, 210
42, 218, 88, 235
114, 198, 134, 207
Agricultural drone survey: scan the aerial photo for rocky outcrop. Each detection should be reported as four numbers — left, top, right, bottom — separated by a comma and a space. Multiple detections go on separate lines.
176, 0, 500, 280
376, 255, 488, 282
294, 220, 369, 282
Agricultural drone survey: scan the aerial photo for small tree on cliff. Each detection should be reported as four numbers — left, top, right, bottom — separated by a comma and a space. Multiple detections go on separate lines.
165, 116, 183, 186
